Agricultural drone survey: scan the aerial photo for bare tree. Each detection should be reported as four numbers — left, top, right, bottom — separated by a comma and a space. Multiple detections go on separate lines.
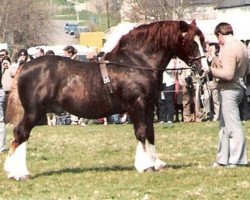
0, 0, 52, 48
121, 0, 219, 22
122, 0, 191, 22
91, 0, 122, 29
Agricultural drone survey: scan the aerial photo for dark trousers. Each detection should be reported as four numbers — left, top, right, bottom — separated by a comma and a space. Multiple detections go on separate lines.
158, 84, 175, 122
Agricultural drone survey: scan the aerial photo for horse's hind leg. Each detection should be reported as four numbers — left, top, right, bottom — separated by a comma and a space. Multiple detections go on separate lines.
4, 112, 38, 180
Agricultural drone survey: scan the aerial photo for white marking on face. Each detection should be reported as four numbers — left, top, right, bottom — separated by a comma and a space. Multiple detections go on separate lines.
194, 36, 209, 71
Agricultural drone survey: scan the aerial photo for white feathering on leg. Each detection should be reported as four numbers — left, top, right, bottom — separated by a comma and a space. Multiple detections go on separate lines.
134, 141, 155, 173
134, 141, 166, 172
145, 141, 166, 171
4, 142, 29, 180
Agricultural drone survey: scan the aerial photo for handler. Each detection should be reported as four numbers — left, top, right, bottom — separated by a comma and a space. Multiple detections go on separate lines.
207, 22, 248, 167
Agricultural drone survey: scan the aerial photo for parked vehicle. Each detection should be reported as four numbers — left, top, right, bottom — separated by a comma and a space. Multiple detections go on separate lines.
64, 23, 79, 35
74, 26, 91, 38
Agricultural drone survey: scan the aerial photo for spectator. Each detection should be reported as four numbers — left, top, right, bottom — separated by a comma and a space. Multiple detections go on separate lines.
1, 56, 15, 119
209, 22, 248, 167
158, 58, 176, 124
107, 114, 120, 124
13, 49, 29, 66
45, 50, 55, 56
239, 40, 250, 121
63, 45, 80, 61
179, 62, 203, 123
0, 49, 9, 59
44, 50, 57, 125
34, 47, 45, 58
203, 42, 220, 121
63, 45, 81, 125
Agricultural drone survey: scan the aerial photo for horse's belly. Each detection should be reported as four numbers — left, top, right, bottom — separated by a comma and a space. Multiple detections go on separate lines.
62, 99, 122, 119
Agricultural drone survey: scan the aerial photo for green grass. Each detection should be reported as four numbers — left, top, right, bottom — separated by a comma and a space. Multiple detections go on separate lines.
0, 122, 250, 200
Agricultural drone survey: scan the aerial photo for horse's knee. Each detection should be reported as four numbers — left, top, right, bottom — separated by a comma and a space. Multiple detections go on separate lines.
13, 126, 30, 146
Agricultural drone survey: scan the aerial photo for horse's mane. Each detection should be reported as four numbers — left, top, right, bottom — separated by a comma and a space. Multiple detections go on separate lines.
110, 21, 177, 54
109, 20, 205, 56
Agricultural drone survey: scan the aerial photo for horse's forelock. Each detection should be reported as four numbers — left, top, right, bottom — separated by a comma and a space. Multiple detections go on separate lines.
181, 21, 206, 54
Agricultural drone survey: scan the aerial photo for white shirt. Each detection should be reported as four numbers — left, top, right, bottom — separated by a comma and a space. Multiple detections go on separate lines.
163, 59, 176, 87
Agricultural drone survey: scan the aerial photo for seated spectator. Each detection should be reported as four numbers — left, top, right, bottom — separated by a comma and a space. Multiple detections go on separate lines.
107, 114, 120, 124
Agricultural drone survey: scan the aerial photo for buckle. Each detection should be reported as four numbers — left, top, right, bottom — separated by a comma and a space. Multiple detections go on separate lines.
103, 77, 110, 84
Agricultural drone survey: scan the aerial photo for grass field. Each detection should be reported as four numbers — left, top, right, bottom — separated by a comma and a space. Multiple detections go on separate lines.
0, 121, 249, 200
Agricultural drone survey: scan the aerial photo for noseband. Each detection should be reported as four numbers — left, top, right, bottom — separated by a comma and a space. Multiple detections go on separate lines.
188, 55, 206, 63
187, 55, 206, 70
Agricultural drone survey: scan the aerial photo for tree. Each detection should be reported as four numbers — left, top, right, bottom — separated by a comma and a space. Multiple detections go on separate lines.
121, 0, 191, 22
91, 0, 123, 29
0, 0, 52, 48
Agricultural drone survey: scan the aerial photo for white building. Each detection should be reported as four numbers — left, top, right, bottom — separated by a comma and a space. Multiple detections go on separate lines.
215, 0, 250, 40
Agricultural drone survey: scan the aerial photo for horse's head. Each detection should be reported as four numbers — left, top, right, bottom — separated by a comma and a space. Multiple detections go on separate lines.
176, 20, 208, 73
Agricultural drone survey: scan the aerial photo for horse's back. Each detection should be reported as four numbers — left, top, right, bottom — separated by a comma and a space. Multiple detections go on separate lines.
17, 56, 120, 118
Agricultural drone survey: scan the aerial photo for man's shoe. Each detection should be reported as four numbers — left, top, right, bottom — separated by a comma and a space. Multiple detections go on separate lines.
212, 162, 225, 168
227, 164, 247, 168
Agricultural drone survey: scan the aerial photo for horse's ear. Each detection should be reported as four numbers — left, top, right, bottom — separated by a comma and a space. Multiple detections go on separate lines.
179, 21, 189, 33
191, 19, 197, 27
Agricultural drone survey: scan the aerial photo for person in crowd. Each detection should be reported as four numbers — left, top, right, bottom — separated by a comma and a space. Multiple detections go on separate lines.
239, 40, 250, 121
0, 51, 7, 153
34, 47, 45, 58
44, 50, 57, 125
179, 61, 203, 123
63, 45, 82, 125
158, 58, 176, 124
1, 56, 15, 118
12, 49, 29, 73
208, 22, 248, 167
45, 50, 55, 56
63, 45, 80, 61
171, 58, 185, 122
107, 114, 120, 124
0, 49, 9, 59
203, 42, 220, 121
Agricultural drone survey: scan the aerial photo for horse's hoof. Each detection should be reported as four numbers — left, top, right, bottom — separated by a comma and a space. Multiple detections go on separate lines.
144, 167, 156, 172
9, 175, 31, 181
19, 175, 31, 181
157, 166, 167, 172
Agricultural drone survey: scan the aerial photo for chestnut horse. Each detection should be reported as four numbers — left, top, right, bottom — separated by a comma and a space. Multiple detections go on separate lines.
4, 20, 207, 180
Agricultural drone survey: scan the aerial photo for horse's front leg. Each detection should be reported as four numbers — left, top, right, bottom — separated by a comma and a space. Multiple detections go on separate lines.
131, 104, 166, 172
144, 105, 166, 171
4, 114, 34, 181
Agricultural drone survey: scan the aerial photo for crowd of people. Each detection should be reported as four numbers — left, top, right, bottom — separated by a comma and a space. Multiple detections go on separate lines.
0, 22, 249, 168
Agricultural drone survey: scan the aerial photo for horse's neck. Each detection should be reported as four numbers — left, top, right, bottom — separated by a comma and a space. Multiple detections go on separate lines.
107, 49, 168, 71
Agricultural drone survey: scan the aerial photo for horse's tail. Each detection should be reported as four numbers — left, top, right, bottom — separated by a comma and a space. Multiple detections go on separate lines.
5, 66, 24, 126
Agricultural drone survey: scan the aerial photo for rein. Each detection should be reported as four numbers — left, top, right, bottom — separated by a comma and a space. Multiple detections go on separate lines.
98, 60, 196, 72
103, 60, 165, 72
